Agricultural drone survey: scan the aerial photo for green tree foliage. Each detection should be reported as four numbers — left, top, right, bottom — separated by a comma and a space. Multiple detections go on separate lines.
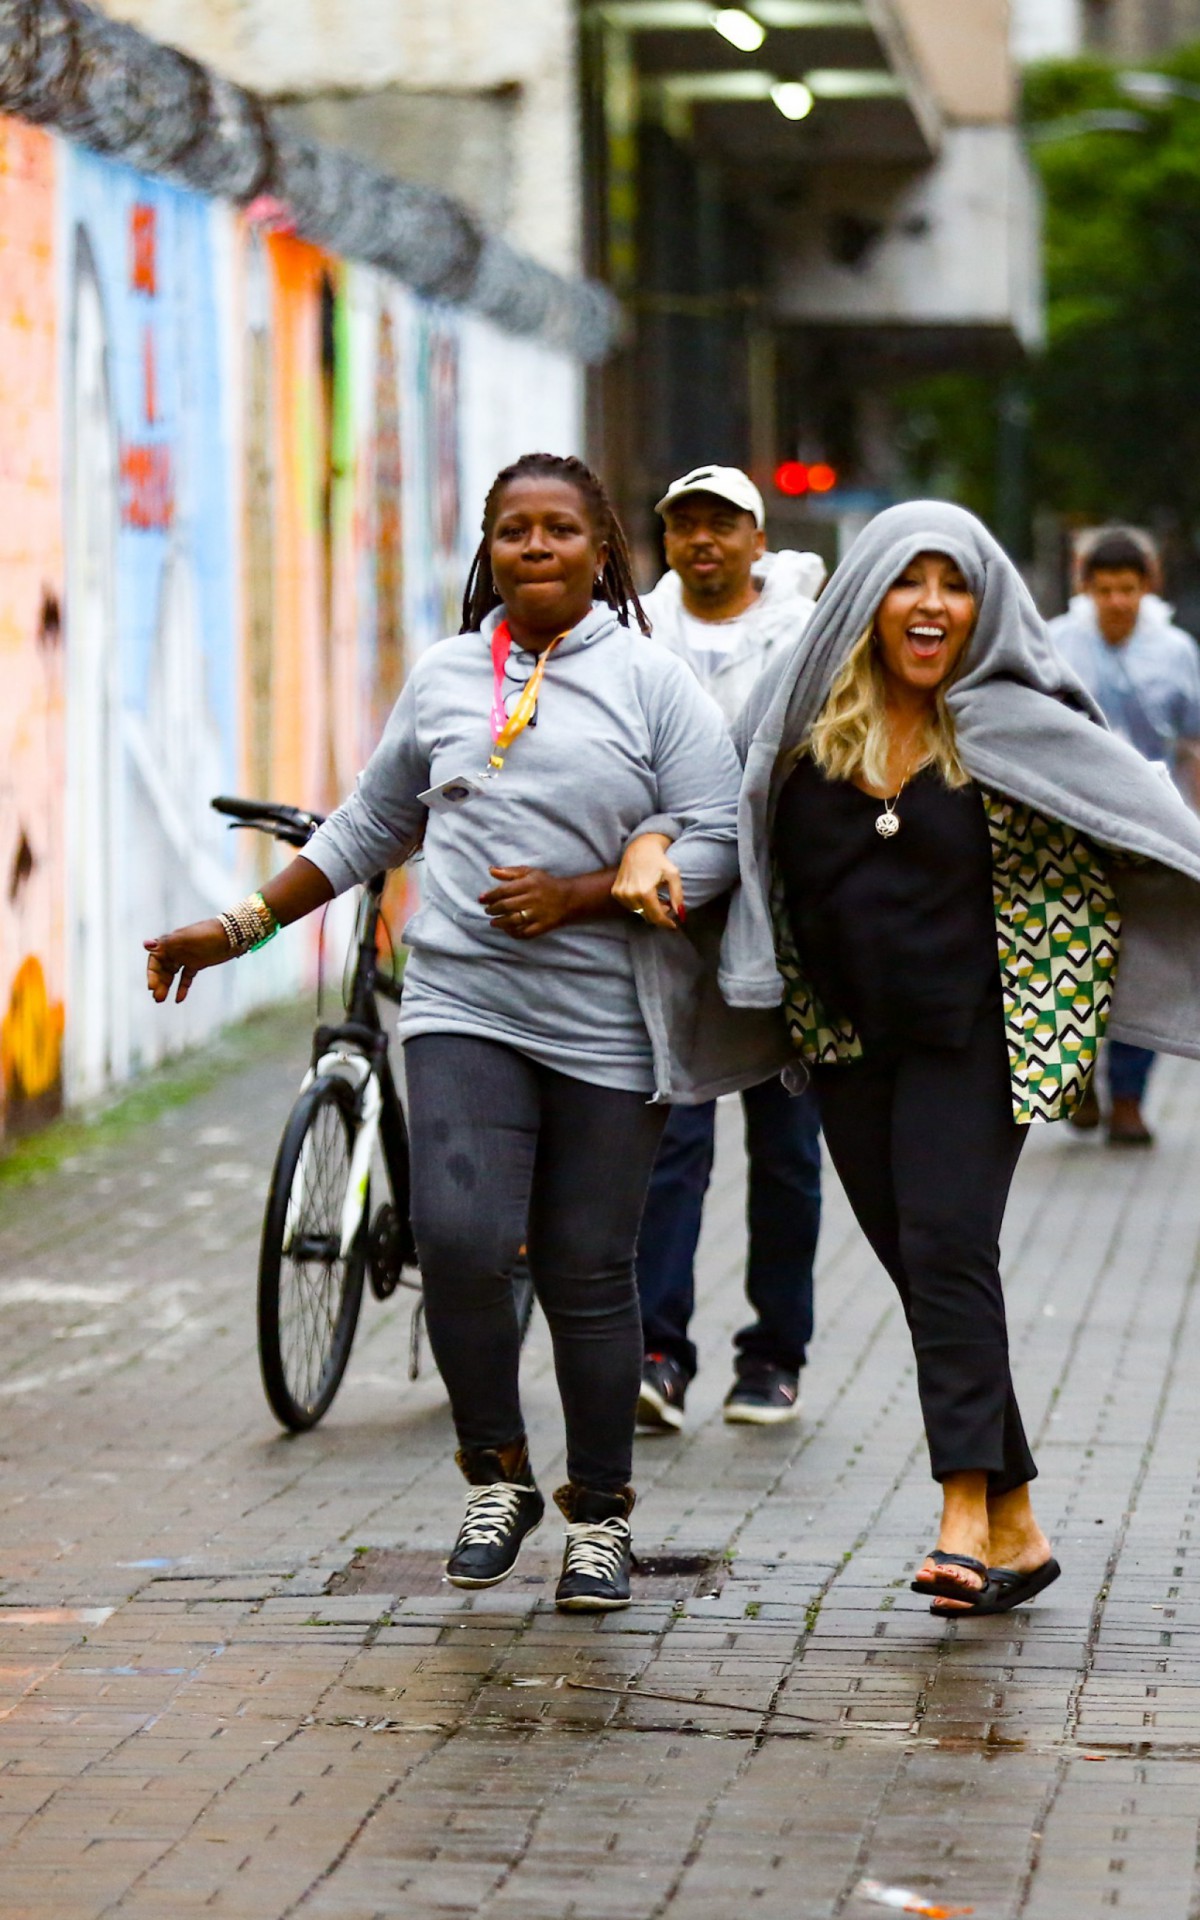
897, 44, 1200, 536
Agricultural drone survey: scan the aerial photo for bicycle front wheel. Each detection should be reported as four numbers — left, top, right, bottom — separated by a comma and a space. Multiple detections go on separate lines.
258, 1076, 367, 1431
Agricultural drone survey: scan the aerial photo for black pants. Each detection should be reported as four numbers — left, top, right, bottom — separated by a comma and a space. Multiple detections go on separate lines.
404, 1033, 667, 1493
814, 1003, 1035, 1495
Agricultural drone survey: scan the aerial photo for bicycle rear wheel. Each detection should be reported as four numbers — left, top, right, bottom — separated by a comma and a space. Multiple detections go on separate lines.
259, 1075, 367, 1431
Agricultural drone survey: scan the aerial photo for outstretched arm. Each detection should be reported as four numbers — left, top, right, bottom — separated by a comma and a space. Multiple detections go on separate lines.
144, 857, 335, 1005
146, 676, 430, 1007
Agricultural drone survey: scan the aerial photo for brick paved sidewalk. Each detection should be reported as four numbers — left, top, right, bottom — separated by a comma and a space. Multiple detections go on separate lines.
1, 1005, 1200, 1918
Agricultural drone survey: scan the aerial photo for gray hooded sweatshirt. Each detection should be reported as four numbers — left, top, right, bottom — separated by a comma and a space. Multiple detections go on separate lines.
303, 603, 787, 1100
719, 500, 1200, 1063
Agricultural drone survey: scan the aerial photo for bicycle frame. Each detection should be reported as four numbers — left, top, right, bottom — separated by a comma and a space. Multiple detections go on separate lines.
298, 874, 414, 1265
210, 796, 415, 1271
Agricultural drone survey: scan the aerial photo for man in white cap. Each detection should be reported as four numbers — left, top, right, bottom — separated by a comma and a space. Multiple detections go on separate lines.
635, 465, 826, 1430
642, 464, 826, 719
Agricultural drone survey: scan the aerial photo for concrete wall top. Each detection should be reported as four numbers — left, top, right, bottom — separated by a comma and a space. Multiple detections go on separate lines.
889, 0, 1015, 124
91, 0, 582, 276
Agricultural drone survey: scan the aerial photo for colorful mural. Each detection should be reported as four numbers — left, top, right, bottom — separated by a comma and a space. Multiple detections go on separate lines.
0, 109, 581, 1143
0, 120, 63, 1136
371, 307, 404, 736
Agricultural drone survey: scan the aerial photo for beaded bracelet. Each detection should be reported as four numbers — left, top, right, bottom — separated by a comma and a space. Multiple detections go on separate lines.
219, 892, 279, 958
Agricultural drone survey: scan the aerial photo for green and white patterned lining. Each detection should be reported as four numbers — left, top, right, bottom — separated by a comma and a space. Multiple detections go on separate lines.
774, 787, 1121, 1125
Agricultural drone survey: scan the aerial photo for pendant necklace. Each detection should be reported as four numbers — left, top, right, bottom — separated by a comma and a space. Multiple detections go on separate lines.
875, 754, 920, 839
875, 795, 902, 839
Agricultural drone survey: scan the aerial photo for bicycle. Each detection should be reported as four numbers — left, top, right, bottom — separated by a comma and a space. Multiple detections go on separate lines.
212, 795, 536, 1432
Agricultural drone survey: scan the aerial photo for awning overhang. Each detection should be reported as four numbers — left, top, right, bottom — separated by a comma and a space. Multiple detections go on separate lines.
591, 0, 942, 178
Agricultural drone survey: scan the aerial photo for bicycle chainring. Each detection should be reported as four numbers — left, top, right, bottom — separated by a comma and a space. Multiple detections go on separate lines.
368, 1202, 415, 1300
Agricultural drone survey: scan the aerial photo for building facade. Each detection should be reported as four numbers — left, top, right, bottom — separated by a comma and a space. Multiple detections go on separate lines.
582, 0, 1043, 569
1083, 0, 1200, 54
1013, 0, 1200, 60
1012, 0, 1085, 61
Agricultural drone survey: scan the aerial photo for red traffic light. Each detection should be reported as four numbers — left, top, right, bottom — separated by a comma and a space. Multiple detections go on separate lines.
774, 460, 809, 496
774, 459, 839, 497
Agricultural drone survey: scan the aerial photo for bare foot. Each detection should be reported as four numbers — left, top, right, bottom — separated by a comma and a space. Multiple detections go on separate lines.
914, 1471, 989, 1609
930, 1482, 1052, 1615
985, 1485, 1052, 1576
918, 1540, 989, 1609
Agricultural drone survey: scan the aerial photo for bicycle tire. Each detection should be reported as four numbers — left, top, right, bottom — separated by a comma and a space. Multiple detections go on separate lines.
258, 1075, 367, 1431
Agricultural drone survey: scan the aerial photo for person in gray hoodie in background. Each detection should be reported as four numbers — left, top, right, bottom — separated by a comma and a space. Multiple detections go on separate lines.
1049, 528, 1200, 1146
634, 465, 826, 1431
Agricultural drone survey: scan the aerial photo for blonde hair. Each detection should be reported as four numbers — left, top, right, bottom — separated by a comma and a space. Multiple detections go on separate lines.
806, 624, 969, 790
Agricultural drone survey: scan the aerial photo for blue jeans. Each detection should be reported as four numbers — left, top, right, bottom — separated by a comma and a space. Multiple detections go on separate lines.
1109, 1040, 1155, 1103
635, 1076, 821, 1381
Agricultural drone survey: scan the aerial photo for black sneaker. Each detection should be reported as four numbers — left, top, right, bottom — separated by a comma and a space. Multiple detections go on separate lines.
553, 1484, 634, 1612
723, 1365, 801, 1426
637, 1353, 687, 1433
445, 1445, 545, 1589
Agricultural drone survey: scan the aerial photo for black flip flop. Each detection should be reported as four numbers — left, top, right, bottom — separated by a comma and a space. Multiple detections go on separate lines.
932, 1556, 1061, 1618
909, 1550, 989, 1602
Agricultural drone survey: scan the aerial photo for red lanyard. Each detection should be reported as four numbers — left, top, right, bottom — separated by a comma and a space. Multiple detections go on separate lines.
487, 621, 562, 773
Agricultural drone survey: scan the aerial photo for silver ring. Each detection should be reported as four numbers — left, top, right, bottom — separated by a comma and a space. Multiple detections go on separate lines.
519, 908, 531, 922
632, 906, 646, 918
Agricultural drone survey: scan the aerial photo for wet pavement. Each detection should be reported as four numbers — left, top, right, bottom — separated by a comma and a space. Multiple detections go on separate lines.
0, 1001, 1199, 1917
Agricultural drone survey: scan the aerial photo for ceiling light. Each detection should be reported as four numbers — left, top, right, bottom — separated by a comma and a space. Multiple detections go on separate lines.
658, 70, 776, 102
804, 68, 905, 99
598, 3, 715, 23
752, 1, 867, 21
711, 8, 767, 51
771, 78, 814, 119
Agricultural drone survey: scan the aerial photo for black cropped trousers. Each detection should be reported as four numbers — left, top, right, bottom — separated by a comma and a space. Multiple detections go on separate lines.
814, 1002, 1035, 1495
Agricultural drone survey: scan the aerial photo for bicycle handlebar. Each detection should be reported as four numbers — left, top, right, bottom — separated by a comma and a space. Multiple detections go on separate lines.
211, 795, 325, 848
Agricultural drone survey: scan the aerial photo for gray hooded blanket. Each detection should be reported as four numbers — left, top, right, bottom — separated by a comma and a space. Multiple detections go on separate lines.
719, 500, 1200, 1061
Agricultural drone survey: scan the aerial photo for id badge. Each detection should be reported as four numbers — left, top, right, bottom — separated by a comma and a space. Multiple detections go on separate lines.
418, 771, 489, 814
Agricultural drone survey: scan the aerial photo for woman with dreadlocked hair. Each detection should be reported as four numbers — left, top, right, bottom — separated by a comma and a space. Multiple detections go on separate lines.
461, 452, 650, 640
145, 451, 779, 1612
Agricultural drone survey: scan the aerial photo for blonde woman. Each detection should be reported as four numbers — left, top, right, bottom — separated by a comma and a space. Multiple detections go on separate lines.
710, 501, 1200, 1616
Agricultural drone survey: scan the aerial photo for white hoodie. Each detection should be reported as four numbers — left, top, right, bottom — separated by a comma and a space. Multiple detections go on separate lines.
640, 549, 825, 727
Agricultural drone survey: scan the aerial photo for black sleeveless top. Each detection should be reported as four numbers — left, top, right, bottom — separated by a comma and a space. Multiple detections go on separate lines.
773, 755, 1001, 1051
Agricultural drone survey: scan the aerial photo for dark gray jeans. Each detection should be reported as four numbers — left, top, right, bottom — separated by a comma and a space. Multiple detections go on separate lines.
404, 1033, 667, 1492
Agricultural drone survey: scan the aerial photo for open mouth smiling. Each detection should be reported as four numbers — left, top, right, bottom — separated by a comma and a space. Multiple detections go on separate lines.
906, 623, 947, 658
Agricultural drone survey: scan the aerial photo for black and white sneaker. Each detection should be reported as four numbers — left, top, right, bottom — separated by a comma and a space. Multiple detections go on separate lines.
554, 1485, 634, 1612
637, 1353, 687, 1433
723, 1365, 801, 1426
445, 1447, 545, 1589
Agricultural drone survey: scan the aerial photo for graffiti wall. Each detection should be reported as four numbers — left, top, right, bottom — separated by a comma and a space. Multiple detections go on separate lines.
0, 120, 64, 1137
0, 118, 582, 1142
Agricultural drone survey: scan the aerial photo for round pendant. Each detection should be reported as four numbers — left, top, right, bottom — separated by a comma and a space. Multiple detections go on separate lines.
875, 807, 900, 839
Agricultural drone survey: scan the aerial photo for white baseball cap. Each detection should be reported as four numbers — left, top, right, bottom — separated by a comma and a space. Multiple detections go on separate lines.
655, 464, 765, 530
